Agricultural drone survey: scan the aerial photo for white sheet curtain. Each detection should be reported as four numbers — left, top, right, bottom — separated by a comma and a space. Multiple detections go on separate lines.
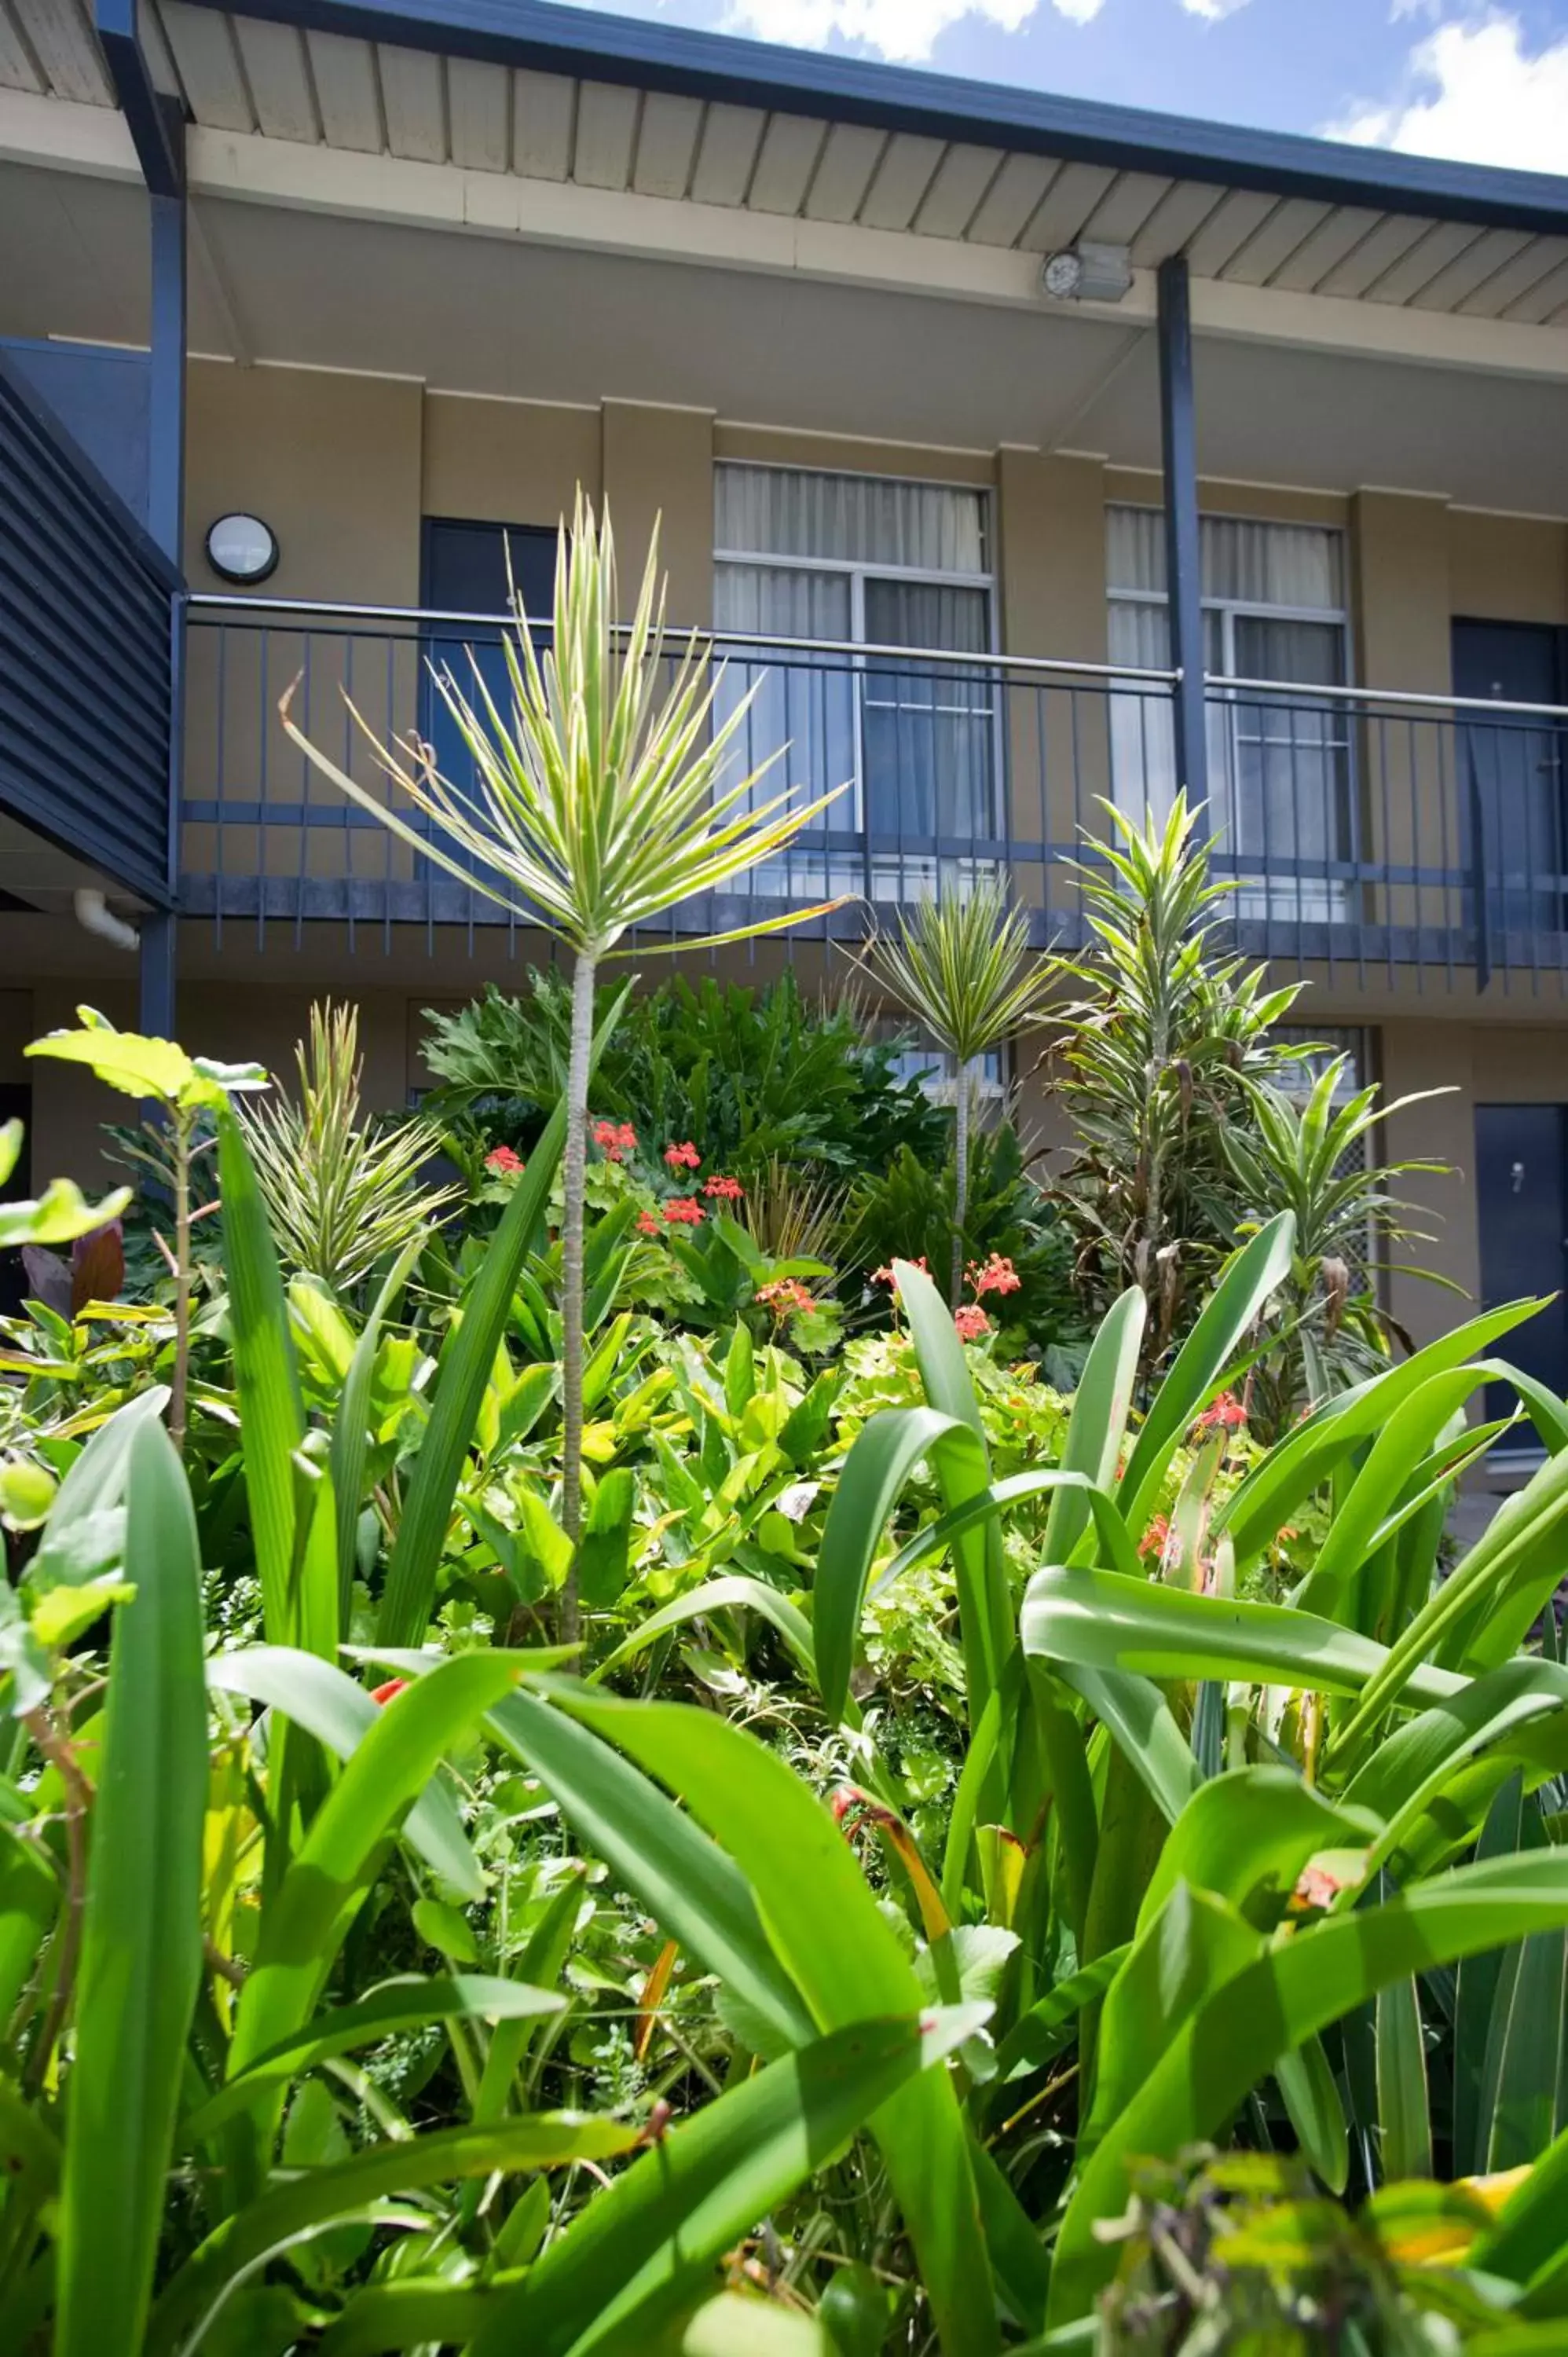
1108, 507, 1352, 919
713, 467, 996, 894
716, 464, 987, 574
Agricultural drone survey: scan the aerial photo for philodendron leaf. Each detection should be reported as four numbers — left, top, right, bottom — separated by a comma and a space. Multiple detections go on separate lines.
0, 1178, 131, 1248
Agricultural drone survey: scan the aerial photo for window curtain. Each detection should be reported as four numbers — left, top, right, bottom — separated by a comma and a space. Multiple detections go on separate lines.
713, 563, 854, 899
716, 464, 987, 574
862, 579, 994, 845
1107, 506, 1343, 612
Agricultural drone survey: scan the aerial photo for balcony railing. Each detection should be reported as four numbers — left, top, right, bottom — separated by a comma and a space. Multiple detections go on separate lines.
180, 596, 1568, 988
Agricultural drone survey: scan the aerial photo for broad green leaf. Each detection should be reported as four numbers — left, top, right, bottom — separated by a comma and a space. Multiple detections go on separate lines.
329, 1235, 423, 1633
1275, 2033, 1349, 2194
1138, 1769, 1379, 1934
1084, 1882, 1262, 2156
313, 2283, 503, 2356
467, 2010, 987, 2357
182, 1974, 563, 2142
1470, 2118, 1568, 2290
991, 1945, 1131, 2084
378, 991, 626, 1648
1023, 1566, 1467, 1710
1291, 1366, 1492, 1614
879, 1472, 1142, 1593
218, 1108, 310, 1649
0, 1818, 57, 2026
1119, 1211, 1294, 1538
1345, 1662, 1568, 1879
577, 1465, 636, 1610
55, 1419, 207, 2357
26, 1386, 167, 1592
592, 1574, 815, 1684
145, 2115, 640, 2357
207, 1646, 482, 1899
1376, 1972, 1431, 2181
1050, 1846, 1568, 2323
551, 1689, 999, 2355
1216, 1299, 1551, 1563
228, 1653, 526, 2097
1043, 1286, 1145, 1567
487, 1687, 811, 2051
1062, 1662, 1200, 1826
896, 1258, 1013, 1736
1455, 1776, 1527, 2176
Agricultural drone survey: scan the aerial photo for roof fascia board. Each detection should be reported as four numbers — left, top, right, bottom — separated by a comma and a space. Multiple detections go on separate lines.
184, 0, 1568, 238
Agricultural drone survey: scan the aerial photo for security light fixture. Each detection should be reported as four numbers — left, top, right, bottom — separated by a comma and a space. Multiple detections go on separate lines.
205, 512, 279, 585
1041, 242, 1134, 305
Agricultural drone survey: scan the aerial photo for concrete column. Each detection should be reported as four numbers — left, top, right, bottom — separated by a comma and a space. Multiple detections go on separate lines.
1379, 1017, 1478, 1354
600, 401, 715, 629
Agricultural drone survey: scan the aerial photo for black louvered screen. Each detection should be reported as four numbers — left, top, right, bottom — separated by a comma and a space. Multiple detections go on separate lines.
0, 348, 176, 906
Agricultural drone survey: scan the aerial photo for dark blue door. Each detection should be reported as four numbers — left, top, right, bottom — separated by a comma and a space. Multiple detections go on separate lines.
1454, 621, 1568, 940
420, 519, 558, 801
1475, 1102, 1568, 1421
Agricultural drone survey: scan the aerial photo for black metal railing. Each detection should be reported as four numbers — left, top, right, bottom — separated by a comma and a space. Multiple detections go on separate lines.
178, 597, 1568, 987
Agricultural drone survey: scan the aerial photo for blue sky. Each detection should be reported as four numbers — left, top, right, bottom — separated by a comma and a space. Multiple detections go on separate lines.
565, 0, 1568, 172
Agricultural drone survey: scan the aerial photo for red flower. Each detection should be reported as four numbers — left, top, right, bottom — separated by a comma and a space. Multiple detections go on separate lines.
758, 1277, 813, 1318
1195, 1391, 1247, 1434
635, 1211, 663, 1237
370, 1677, 408, 1706
968, 1252, 1021, 1299
663, 1141, 702, 1171
871, 1255, 929, 1289
1138, 1515, 1172, 1562
702, 1174, 743, 1200
664, 1197, 705, 1226
954, 1305, 991, 1342
592, 1118, 637, 1162
484, 1144, 524, 1175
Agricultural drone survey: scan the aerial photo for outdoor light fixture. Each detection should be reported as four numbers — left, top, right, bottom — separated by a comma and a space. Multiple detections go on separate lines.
1041, 242, 1134, 304
205, 511, 280, 585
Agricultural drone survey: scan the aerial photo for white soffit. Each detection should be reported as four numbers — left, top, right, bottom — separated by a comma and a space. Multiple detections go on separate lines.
1, 0, 1566, 341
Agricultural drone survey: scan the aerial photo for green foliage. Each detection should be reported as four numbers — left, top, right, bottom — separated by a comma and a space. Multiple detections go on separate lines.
422, 966, 947, 1185
238, 1001, 458, 1296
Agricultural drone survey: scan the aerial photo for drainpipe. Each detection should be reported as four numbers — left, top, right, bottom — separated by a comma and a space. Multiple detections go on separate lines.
73, 888, 141, 955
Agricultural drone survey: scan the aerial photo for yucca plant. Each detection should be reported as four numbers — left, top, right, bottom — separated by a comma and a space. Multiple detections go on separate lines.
858, 879, 1054, 1306
282, 494, 844, 1639
238, 999, 457, 1296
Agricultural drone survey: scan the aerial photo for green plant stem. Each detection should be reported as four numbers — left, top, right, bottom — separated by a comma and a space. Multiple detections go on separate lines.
559, 945, 599, 1648
23, 1706, 90, 2094
951, 1070, 969, 1310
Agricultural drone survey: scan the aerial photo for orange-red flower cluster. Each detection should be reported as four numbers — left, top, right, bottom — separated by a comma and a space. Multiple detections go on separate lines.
968, 1252, 1020, 1299
1196, 1391, 1247, 1434
1138, 1515, 1172, 1562
702, 1174, 743, 1200
370, 1677, 408, 1706
635, 1211, 663, 1237
484, 1144, 524, 1175
758, 1278, 814, 1318
663, 1197, 705, 1226
663, 1141, 702, 1171
953, 1304, 991, 1341
593, 1118, 637, 1161
871, 1255, 929, 1288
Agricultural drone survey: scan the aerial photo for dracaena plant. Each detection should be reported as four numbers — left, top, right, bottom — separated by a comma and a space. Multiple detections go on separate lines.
238, 999, 458, 1296
281, 493, 844, 1640
857, 878, 1055, 1307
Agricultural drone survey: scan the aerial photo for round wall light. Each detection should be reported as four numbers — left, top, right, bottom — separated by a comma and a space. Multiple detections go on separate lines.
205, 512, 280, 585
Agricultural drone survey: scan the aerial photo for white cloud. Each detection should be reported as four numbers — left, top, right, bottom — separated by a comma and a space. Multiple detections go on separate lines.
720, 0, 1097, 65
1324, 13, 1568, 174
1179, 0, 1251, 20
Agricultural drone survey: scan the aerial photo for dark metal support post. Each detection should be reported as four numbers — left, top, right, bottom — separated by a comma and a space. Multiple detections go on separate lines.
139, 911, 177, 1036
148, 189, 187, 568
1156, 255, 1208, 809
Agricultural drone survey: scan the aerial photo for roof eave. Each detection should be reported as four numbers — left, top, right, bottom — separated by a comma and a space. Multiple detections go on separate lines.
189, 0, 1568, 240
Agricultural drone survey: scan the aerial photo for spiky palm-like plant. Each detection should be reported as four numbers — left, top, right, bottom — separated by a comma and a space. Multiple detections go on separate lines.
280, 493, 843, 1639
238, 1002, 456, 1296
859, 881, 1055, 1306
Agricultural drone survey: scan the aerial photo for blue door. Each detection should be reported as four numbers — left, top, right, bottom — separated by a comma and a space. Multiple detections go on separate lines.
1475, 1102, 1568, 1424
420, 518, 558, 802
1454, 621, 1568, 940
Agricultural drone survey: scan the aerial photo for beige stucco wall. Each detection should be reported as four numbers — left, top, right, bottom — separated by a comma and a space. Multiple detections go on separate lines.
423, 394, 600, 532
600, 401, 714, 629
1446, 508, 1568, 629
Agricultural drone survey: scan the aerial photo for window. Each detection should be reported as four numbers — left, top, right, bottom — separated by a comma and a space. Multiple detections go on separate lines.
1108, 508, 1353, 923
713, 464, 998, 899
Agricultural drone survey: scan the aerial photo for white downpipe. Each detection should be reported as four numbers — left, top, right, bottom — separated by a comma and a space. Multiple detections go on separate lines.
72, 889, 140, 955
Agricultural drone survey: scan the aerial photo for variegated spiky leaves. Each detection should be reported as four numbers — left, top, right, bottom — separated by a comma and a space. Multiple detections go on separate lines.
278, 492, 848, 959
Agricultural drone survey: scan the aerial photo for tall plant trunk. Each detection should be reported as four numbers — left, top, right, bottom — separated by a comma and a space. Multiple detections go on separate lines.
950, 1066, 970, 1310
558, 946, 598, 1648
